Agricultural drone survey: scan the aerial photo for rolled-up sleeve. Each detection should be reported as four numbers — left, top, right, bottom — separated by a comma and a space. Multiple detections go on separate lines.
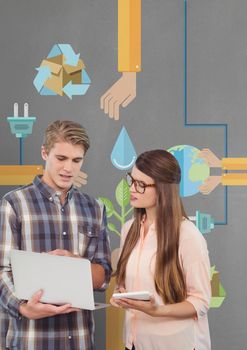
118, 0, 142, 72
185, 259, 211, 319
180, 221, 211, 320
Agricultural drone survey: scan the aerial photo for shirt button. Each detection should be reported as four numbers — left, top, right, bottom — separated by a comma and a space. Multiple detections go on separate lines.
49, 197, 53, 202
61, 208, 64, 212
68, 335, 72, 340
62, 232, 67, 236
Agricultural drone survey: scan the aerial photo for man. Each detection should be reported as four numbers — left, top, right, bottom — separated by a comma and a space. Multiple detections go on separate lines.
0, 120, 112, 350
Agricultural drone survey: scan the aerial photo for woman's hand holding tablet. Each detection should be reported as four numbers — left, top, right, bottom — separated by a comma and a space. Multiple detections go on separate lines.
112, 291, 151, 301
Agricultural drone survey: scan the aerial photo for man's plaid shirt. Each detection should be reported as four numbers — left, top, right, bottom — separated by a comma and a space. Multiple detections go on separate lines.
0, 176, 112, 350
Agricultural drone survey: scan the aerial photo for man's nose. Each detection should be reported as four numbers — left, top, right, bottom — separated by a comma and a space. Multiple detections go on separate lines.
63, 161, 73, 172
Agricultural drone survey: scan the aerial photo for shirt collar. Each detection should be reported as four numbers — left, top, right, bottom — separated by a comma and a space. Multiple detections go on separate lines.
33, 175, 75, 202
140, 214, 155, 230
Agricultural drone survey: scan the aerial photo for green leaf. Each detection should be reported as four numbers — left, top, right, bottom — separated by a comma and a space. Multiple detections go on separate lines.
107, 222, 121, 237
115, 179, 130, 208
219, 283, 226, 297
108, 222, 117, 232
98, 197, 114, 218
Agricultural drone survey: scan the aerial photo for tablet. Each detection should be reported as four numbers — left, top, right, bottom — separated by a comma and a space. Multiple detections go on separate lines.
112, 291, 151, 301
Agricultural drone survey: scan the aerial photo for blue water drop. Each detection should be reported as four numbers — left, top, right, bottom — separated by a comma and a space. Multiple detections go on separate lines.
111, 126, 137, 170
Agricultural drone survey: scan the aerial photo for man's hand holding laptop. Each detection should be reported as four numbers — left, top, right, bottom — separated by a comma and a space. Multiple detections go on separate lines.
48, 249, 105, 289
48, 249, 80, 258
19, 249, 80, 320
19, 289, 79, 320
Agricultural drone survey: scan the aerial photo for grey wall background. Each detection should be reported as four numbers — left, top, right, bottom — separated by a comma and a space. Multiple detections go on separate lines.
0, 0, 246, 349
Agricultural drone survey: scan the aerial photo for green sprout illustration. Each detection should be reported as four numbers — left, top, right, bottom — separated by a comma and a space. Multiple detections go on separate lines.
99, 178, 133, 236
210, 266, 226, 308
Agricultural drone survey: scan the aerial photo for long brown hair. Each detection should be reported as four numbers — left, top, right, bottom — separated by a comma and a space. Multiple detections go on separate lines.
115, 150, 188, 304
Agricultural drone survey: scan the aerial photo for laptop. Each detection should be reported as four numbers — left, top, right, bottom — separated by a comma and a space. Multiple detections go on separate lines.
11, 249, 109, 310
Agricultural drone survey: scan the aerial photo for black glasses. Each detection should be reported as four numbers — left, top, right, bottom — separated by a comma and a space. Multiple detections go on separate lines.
126, 173, 156, 194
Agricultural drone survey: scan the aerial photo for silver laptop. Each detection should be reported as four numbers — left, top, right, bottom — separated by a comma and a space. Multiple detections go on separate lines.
11, 250, 108, 310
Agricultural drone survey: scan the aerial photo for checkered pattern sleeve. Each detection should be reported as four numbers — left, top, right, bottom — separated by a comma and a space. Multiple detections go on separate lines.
93, 202, 112, 291
0, 198, 22, 318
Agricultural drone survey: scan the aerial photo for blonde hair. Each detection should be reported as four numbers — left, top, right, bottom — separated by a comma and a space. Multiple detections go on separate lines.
43, 120, 90, 154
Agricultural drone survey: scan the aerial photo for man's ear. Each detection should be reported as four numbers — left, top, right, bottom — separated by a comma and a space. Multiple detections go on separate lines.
41, 145, 48, 161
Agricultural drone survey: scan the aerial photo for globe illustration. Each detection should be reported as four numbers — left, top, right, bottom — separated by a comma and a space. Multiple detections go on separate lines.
167, 145, 210, 197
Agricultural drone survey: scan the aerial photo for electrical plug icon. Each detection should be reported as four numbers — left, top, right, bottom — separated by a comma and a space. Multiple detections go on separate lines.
7, 103, 36, 138
7, 103, 36, 164
189, 210, 215, 234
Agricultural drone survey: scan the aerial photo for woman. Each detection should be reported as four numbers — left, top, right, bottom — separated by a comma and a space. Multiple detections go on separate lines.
111, 150, 211, 350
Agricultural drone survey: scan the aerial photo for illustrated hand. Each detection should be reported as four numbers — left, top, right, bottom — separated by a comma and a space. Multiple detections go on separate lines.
19, 290, 79, 320
199, 176, 221, 194
100, 72, 137, 120
198, 148, 222, 168
73, 171, 88, 188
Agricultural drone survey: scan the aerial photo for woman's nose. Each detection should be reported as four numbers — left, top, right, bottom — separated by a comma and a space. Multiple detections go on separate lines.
130, 182, 137, 192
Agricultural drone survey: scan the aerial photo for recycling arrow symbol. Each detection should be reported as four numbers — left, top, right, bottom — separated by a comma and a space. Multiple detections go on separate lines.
33, 44, 91, 98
